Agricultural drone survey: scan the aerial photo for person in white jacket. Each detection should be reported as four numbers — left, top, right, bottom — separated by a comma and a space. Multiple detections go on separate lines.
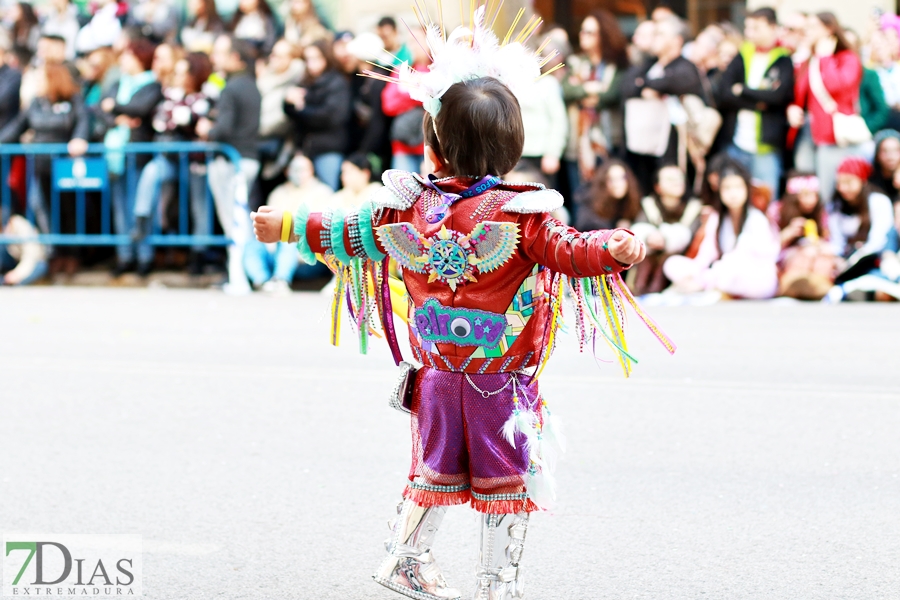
257, 39, 304, 139
38, 0, 81, 60
828, 157, 895, 263
664, 163, 780, 299
630, 164, 702, 294
75, 0, 122, 54
514, 74, 567, 185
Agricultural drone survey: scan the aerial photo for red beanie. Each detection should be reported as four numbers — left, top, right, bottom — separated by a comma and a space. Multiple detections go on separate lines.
837, 156, 873, 180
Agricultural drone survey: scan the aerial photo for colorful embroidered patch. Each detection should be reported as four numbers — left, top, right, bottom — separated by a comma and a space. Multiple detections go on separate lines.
413, 299, 506, 348
470, 264, 544, 359
376, 222, 520, 291
426, 227, 476, 288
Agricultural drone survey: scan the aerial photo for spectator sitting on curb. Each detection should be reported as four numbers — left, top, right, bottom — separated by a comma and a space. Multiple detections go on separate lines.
243, 153, 333, 292
0, 212, 48, 285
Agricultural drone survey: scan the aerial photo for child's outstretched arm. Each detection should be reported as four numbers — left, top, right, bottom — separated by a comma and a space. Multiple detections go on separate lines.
251, 201, 389, 267
519, 215, 646, 277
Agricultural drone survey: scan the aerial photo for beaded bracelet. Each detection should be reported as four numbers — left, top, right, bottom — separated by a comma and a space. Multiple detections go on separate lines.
346, 212, 367, 258
357, 200, 386, 261
293, 204, 317, 265
329, 208, 354, 265
319, 210, 333, 254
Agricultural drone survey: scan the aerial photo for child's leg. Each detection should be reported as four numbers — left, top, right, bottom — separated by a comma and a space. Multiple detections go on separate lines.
474, 512, 529, 600
405, 369, 471, 506
373, 500, 461, 600
373, 368, 470, 600
464, 373, 543, 600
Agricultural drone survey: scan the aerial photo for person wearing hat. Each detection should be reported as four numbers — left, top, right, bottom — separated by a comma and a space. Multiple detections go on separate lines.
825, 156, 900, 301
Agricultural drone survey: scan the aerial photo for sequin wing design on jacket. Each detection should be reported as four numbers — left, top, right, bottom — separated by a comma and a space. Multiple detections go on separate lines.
376, 221, 521, 290
376, 223, 429, 273
465, 221, 521, 273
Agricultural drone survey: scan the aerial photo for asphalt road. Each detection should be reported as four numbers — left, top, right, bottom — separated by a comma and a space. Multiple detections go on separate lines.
1, 288, 898, 599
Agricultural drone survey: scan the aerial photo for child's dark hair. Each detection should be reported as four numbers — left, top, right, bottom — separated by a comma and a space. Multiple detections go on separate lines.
423, 77, 524, 178
588, 158, 641, 223
650, 162, 689, 218
713, 162, 752, 241
700, 152, 746, 206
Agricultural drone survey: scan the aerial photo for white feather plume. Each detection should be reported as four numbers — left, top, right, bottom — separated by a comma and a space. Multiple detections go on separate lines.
501, 408, 538, 450
526, 460, 557, 509
394, 3, 545, 116
472, 6, 498, 55
541, 411, 567, 453
425, 23, 445, 56
489, 44, 541, 94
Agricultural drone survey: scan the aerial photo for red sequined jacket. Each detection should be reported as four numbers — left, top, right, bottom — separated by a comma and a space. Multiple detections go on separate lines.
296, 170, 630, 374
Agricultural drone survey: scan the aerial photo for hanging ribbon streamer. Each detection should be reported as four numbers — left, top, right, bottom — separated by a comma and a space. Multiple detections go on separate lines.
534, 273, 563, 380
329, 265, 345, 347
610, 274, 677, 355
554, 272, 675, 378
381, 257, 404, 366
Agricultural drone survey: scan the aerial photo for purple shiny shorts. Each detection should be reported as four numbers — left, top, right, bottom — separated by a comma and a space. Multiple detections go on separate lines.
405, 367, 542, 513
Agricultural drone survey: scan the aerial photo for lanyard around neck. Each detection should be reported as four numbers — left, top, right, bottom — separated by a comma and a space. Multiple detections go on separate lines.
421, 174, 502, 224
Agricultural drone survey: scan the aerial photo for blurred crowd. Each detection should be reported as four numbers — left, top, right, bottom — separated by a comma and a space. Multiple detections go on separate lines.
0, 1, 899, 302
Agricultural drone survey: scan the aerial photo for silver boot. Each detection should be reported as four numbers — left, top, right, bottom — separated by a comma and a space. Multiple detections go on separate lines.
374, 499, 462, 600
473, 512, 529, 599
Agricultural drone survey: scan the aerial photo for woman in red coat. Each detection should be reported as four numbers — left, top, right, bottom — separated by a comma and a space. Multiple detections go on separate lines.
788, 12, 866, 207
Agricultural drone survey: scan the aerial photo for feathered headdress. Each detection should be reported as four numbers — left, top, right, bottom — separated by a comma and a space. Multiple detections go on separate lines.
363, 1, 561, 117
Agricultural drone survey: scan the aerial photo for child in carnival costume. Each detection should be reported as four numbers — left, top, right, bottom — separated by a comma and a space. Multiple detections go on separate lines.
252, 8, 674, 599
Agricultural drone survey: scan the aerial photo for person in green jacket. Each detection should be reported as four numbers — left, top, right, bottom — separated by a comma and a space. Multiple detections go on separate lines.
845, 30, 890, 140
859, 67, 890, 136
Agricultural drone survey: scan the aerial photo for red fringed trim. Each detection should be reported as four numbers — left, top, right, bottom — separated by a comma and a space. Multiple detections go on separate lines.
470, 498, 541, 514
403, 486, 471, 507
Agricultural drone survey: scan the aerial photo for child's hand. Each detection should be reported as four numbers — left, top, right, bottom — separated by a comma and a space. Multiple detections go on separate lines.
251, 206, 284, 243
608, 230, 646, 266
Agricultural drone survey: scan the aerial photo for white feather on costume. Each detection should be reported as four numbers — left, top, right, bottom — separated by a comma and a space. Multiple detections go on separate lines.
394, 4, 544, 117
501, 408, 538, 450
526, 455, 557, 509
530, 421, 562, 473
472, 6, 498, 56
541, 410, 567, 453
489, 44, 541, 94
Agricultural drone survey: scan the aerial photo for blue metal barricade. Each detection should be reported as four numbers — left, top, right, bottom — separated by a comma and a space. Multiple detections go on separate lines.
0, 141, 244, 247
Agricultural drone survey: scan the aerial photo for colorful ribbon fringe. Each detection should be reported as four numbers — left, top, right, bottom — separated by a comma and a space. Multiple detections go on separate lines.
536, 272, 676, 378
326, 256, 385, 355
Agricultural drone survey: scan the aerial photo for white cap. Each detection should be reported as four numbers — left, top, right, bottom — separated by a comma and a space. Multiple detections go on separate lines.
346, 32, 386, 63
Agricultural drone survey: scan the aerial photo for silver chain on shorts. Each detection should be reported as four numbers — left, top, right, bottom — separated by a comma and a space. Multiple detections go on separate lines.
464, 373, 515, 399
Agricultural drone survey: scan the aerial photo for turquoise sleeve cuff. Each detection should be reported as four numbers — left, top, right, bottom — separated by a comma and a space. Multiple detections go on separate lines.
293, 204, 317, 265
357, 200, 386, 261
330, 208, 353, 265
